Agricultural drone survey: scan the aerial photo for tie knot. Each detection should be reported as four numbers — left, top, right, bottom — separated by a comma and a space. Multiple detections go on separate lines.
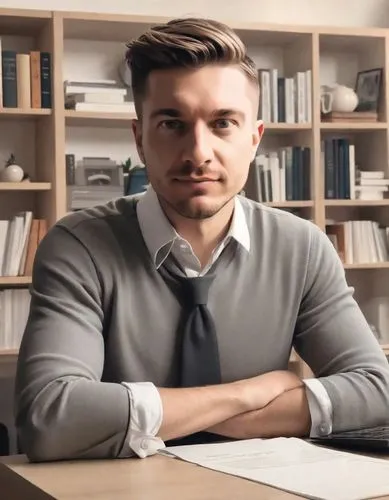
182, 275, 214, 306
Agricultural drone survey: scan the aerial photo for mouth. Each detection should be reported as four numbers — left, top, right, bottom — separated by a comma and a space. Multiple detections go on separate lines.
174, 178, 219, 183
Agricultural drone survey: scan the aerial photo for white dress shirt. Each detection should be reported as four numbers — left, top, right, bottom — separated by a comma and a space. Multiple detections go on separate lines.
121, 186, 333, 457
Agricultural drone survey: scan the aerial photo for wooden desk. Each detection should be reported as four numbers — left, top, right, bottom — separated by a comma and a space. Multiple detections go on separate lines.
1, 451, 389, 500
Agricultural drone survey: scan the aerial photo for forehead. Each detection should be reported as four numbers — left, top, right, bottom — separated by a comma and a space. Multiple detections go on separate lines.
144, 65, 255, 114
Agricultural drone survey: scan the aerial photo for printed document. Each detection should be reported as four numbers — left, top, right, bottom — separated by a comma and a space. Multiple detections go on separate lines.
162, 437, 389, 500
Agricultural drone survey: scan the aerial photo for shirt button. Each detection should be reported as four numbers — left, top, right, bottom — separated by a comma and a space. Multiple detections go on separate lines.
141, 440, 148, 450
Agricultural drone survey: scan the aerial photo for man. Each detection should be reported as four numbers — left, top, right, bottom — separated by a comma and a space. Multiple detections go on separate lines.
15, 17, 389, 462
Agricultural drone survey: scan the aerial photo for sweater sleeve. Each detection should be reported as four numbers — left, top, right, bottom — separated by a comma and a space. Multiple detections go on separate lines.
14, 224, 131, 462
294, 223, 389, 433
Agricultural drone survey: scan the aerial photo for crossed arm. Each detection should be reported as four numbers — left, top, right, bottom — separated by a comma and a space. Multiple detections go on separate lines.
14, 223, 389, 462
158, 371, 310, 443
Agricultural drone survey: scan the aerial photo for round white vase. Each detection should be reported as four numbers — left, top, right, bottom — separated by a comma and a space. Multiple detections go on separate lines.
1, 164, 24, 182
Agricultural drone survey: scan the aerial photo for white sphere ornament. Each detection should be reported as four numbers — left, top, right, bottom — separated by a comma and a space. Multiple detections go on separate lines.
1, 154, 24, 182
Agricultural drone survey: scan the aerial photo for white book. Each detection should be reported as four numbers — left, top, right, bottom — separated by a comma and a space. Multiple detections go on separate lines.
358, 170, 385, 179
65, 85, 128, 95
74, 102, 135, 113
358, 178, 389, 186
259, 70, 271, 123
67, 92, 125, 104
269, 68, 278, 123
294, 71, 306, 123
349, 144, 356, 200
305, 70, 312, 123
64, 78, 119, 86
17, 211, 33, 276
0, 220, 9, 277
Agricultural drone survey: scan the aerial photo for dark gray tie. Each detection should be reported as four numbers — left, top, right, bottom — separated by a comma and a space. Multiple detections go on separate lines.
160, 269, 227, 446
177, 274, 221, 387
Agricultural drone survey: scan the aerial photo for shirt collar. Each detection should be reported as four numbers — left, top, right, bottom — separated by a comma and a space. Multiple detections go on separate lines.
137, 185, 250, 268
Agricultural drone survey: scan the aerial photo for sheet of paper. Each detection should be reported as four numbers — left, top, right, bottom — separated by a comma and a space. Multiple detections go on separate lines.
162, 437, 389, 500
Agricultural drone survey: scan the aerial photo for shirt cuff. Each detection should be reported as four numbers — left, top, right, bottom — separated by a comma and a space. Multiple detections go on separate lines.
303, 378, 333, 437
119, 381, 166, 458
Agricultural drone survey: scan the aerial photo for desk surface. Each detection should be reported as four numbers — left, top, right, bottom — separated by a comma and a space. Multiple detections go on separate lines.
2, 451, 389, 500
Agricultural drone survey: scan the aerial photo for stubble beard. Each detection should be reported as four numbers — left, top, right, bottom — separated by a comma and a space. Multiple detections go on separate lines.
160, 192, 234, 220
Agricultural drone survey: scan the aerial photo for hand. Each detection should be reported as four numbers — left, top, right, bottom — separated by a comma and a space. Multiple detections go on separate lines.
232, 370, 304, 413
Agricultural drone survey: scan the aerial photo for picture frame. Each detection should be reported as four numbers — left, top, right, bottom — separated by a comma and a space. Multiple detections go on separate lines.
355, 68, 383, 112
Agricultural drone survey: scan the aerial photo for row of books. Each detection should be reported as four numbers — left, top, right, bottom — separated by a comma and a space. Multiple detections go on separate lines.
322, 138, 389, 200
64, 78, 135, 113
0, 44, 51, 109
326, 220, 389, 264
0, 212, 47, 277
0, 289, 30, 349
258, 68, 312, 124
251, 146, 311, 203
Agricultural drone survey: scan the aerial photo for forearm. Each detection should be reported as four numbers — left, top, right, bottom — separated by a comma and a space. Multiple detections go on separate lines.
157, 383, 246, 441
207, 386, 311, 439
158, 370, 304, 441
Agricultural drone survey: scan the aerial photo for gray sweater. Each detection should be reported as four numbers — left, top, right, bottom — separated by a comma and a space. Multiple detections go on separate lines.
14, 195, 389, 461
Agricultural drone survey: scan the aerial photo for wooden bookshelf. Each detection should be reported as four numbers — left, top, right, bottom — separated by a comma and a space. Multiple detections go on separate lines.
0, 182, 51, 191
1, 8, 389, 373
0, 277, 32, 286
64, 109, 136, 127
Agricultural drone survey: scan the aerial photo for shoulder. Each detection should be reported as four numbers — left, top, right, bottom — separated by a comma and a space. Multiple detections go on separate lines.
238, 195, 317, 240
56, 194, 141, 235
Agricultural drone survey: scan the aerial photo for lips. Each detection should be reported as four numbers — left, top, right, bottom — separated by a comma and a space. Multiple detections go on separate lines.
174, 178, 218, 182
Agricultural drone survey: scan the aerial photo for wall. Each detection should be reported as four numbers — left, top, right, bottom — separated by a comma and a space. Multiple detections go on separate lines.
0, 0, 388, 28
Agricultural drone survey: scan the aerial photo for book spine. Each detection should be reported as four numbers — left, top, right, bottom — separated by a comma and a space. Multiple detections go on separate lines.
40, 52, 51, 108
2, 50, 17, 108
16, 53, 31, 108
30, 51, 41, 108
66, 154, 76, 185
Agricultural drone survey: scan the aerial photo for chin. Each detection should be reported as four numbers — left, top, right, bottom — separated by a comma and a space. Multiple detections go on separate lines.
174, 196, 232, 220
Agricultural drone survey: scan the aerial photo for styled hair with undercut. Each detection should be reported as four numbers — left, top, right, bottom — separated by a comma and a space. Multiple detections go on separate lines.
125, 17, 259, 116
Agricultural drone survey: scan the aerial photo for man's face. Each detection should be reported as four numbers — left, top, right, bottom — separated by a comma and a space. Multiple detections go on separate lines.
132, 64, 263, 220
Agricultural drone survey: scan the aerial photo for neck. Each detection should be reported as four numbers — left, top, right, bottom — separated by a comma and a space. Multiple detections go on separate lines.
162, 199, 235, 268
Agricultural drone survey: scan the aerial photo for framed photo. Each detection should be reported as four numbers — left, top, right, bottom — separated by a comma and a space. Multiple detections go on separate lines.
355, 68, 383, 112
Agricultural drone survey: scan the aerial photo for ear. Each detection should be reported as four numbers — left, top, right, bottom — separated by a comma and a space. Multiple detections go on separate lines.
131, 119, 146, 164
251, 119, 264, 160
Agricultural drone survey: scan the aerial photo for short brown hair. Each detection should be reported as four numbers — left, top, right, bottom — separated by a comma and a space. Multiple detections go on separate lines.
125, 17, 258, 116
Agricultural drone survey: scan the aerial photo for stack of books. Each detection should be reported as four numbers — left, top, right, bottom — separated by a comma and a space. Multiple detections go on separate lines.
64, 78, 135, 113
355, 170, 389, 201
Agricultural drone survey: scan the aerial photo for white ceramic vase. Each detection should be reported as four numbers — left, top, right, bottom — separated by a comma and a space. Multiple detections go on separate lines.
1, 163, 24, 182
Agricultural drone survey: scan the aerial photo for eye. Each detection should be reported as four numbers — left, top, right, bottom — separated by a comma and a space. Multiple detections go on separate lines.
159, 119, 185, 131
213, 118, 236, 129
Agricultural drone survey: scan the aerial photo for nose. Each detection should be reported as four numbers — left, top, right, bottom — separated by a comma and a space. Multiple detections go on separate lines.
181, 122, 214, 167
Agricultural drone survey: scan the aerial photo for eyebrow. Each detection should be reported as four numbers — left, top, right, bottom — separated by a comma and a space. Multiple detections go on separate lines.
149, 108, 245, 120
149, 108, 181, 120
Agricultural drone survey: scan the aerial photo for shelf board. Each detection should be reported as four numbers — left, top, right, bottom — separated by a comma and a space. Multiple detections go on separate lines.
0, 182, 51, 191
0, 276, 32, 286
65, 110, 137, 127
321, 121, 387, 131
265, 123, 312, 133
265, 201, 313, 208
325, 199, 389, 207
344, 263, 389, 270
0, 108, 51, 119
